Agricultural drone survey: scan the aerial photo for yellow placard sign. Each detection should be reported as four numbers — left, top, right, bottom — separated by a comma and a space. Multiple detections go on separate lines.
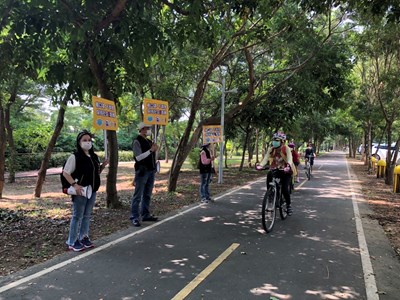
203, 125, 222, 144
143, 98, 169, 125
92, 96, 118, 131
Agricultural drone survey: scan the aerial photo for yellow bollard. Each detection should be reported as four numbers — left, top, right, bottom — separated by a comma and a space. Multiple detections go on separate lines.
371, 156, 377, 173
393, 165, 400, 193
377, 160, 386, 178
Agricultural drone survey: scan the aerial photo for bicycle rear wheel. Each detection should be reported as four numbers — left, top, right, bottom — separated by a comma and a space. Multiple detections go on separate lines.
306, 167, 311, 180
262, 188, 276, 233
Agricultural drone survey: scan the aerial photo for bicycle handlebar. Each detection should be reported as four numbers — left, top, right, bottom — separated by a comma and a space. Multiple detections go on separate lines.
255, 164, 269, 171
256, 165, 291, 175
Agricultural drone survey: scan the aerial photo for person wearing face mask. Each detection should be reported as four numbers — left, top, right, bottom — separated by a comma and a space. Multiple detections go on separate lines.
62, 130, 108, 251
257, 132, 296, 215
130, 122, 159, 227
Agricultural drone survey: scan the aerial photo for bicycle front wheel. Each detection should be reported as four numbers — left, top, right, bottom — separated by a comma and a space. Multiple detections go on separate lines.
306, 167, 311, 180
279, 196, 288, 220
262, 188, 276, 233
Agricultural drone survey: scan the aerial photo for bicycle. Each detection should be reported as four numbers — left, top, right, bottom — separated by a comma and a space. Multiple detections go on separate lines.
260, 168, 288, 233
304, 155, 313, 180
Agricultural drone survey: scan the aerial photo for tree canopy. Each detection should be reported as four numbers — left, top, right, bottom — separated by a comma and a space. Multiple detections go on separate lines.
1, 0, 400, 199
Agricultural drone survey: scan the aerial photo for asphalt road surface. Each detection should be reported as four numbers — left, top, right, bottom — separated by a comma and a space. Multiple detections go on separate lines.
1, 151, 399, 299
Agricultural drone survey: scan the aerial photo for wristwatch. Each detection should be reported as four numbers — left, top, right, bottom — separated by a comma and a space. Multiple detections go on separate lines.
71, 182, 77, 186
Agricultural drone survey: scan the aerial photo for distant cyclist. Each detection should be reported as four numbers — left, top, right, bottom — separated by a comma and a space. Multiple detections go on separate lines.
304, 143, 316, 171
258, 132, 297, 215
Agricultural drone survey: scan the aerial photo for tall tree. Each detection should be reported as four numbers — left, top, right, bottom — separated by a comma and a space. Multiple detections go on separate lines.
355, 17, 400, 183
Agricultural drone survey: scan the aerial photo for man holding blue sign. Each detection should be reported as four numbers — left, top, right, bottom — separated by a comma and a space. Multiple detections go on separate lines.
130, 122, 159, 227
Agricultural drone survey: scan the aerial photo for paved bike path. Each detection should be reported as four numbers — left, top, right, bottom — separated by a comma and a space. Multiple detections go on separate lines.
1, 152, 399, 299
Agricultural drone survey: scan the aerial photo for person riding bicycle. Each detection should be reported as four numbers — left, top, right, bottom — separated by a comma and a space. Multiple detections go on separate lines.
288, 142, 300, 182
304, 143, 316, 171
258, 132, 296, 216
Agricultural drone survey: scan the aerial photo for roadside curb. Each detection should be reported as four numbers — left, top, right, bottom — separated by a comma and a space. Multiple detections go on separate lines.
347, 159, 400, 300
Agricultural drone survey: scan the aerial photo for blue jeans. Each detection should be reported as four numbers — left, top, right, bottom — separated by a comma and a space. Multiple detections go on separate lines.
200, 172, 212, 200
67, 192, 96, 246
131, 169, 155, 220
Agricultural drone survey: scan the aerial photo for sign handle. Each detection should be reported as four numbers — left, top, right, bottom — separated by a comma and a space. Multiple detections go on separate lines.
154, 125, 159, 160
103, 130, 108, 160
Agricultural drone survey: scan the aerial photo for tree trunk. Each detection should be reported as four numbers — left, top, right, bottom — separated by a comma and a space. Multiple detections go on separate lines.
88, 48, 121, 208
4, 86, 17, 183
352, 137, 357, 158
239, 130, 249, 171
392, 139, 400, 165
164, 126, 169, 163
156, 125, 166, 161
167, 68, 214, 192
34, 95, 69, 197
348, 135, 352, 158
255, 128, 259, 163
385, 123, 393, 185
106, 130, 120, 208
249, 128, 257, 167
168, 124, 203, 191
390, 139, 400, 186
167, 47, 256, 192
0, 101, 6, 198
362, 130, 367, 164
367, 121, 373, 174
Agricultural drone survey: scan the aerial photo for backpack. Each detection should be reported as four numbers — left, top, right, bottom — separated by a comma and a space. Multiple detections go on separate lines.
60, 154, 75, 194
291, 149, 300, 164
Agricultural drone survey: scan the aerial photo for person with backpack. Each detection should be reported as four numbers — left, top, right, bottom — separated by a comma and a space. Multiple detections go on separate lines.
62, 130, 108, 252
199, 143, 215, 203
288, 142, 300, 182
257, 132, 296, 215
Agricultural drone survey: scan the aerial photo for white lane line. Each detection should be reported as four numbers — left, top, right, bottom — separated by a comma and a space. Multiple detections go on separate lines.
346, 160, 379, 300
0, 178, 263, 294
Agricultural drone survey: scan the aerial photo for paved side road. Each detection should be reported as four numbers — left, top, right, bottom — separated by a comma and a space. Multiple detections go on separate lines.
0, 152, 399, 299
4, 167, 62, 179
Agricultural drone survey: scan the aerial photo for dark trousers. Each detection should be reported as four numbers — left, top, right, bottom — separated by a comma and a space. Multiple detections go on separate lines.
266, 169, 291, 206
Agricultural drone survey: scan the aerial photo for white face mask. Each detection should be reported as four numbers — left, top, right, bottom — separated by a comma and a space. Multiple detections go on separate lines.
80, 141, 92, 150
146, 129, 152, 136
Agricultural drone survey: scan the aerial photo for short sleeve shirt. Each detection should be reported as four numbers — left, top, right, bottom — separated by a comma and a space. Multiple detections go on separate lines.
63, 153, 90, 175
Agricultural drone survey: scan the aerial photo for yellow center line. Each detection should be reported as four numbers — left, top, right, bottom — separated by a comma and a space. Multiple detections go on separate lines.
172, 243, 240, 300
297, 178, 307, 188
